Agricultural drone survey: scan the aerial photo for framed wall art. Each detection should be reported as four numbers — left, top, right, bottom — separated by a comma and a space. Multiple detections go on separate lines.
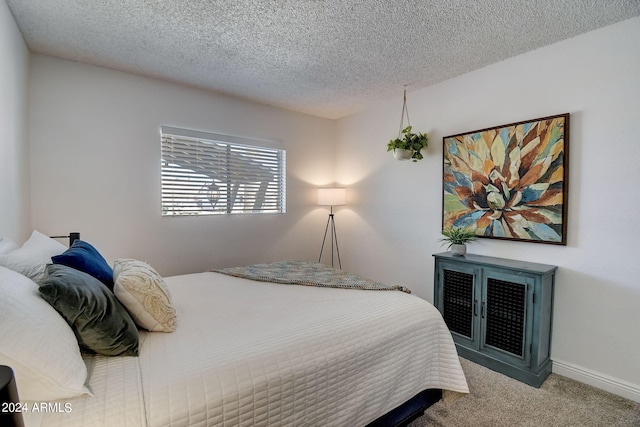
442, 113, 569, 245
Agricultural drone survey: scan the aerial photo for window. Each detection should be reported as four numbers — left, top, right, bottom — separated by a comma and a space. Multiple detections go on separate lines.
161, 126, 286, 216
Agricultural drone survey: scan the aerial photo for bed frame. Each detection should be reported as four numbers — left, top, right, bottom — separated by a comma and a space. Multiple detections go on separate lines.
366, 389, 442, 427
49, 232, 80, 246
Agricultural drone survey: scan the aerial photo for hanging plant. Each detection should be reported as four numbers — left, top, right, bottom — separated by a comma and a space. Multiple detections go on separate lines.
386, 88, 428, 162
387, 126, 429, 162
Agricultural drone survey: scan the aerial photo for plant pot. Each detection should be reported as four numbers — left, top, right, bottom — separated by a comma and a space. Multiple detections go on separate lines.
450, 244, 467, 256
393, 149, 413, 161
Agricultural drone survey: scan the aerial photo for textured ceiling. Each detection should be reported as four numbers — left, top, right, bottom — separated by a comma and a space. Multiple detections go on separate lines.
6, 0, 640, 119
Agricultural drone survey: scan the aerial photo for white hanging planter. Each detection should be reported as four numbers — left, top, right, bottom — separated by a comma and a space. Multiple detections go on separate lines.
386, 88, 428, 162
393, 149, 413, 161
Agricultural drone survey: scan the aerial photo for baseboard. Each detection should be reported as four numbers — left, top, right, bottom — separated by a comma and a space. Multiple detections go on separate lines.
552, 359, 640, 403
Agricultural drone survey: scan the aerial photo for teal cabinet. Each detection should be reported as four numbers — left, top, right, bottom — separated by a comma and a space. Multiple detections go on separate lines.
433, 252, 556, 387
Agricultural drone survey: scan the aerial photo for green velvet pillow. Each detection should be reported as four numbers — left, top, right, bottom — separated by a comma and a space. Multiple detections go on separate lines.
39, 264, 139, 356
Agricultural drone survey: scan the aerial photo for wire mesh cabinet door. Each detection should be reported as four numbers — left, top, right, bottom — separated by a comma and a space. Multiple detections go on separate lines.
479, 271, 534, 368
435, 261, 480, 350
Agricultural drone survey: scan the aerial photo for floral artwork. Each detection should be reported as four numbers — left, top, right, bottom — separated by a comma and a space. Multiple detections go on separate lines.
443, 114, 569, 244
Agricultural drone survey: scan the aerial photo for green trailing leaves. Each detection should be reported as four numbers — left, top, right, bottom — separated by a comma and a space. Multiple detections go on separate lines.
387, 126, 429, 162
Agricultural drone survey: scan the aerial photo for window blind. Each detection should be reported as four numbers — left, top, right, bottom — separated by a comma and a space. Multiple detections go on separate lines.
161, 126, 286, 216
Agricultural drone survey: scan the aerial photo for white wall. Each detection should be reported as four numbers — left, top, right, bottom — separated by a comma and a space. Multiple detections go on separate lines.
0, 0, 30, 240
28, 55, 336, 276
335, 17, 640, 400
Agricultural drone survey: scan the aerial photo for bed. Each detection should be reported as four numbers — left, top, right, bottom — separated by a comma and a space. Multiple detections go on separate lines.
0, 231, 468, 427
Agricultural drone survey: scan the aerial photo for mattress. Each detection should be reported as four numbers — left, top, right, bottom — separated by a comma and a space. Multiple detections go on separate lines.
22, 353, 146, 427
24, 270, 468, 427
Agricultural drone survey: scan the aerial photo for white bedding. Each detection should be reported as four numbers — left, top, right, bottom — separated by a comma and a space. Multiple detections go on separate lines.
24, 271, 468, 427
22, 353, 145, 427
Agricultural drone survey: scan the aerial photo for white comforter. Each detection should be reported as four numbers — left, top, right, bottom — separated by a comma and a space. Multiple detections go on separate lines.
24, 271, 468, 427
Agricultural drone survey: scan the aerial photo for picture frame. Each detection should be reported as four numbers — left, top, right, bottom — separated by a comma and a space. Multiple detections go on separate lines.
442, 113, 570, 245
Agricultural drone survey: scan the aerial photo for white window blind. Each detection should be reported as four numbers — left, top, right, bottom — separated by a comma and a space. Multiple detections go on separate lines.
161, 126, 286, 216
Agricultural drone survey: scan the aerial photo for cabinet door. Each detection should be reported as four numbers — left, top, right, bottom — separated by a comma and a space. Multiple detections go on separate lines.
480, 270, 534, 367
437, 262, 480, 350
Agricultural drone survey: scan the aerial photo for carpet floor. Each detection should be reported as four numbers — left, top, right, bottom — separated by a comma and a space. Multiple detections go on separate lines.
409, 358, 640, 427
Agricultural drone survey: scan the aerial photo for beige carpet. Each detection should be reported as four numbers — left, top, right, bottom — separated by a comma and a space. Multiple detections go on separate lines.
409, 358, 640, 427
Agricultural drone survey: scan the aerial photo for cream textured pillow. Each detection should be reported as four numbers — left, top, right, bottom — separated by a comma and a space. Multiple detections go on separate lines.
113, 259, 176, 332
0, 266, 91, 401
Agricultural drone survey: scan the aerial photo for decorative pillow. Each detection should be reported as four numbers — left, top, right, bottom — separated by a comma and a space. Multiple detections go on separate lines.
52, 239, 114, 290
0, 230, 67, 284
0, 266, 91, 401
39, 264, 139, 356
0, 237, 18, 254
113, 259, 176, 332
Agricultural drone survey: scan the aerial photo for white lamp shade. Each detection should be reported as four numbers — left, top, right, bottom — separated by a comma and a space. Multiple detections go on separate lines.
317, 188, 346, 206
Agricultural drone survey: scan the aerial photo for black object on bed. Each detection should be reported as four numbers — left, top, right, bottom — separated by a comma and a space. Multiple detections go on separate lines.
365, 389, 443, 427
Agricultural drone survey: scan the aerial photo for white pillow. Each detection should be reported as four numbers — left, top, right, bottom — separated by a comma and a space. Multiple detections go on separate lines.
0, 237, 18, 254
0, 266, 91, 401
0, 230, 67, 283
113, 259, 177, 332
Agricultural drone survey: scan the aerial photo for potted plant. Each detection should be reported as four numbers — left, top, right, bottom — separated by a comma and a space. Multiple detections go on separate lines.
387, 126, 428, 162
439, 226, 478, 256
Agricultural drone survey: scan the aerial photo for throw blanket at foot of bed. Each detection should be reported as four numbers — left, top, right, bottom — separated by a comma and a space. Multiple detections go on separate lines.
214, 260, 412, 294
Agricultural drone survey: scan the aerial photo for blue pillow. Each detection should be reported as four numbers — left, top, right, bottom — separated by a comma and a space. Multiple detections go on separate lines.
39, 264, 139, 356
52, 240, 113, 290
